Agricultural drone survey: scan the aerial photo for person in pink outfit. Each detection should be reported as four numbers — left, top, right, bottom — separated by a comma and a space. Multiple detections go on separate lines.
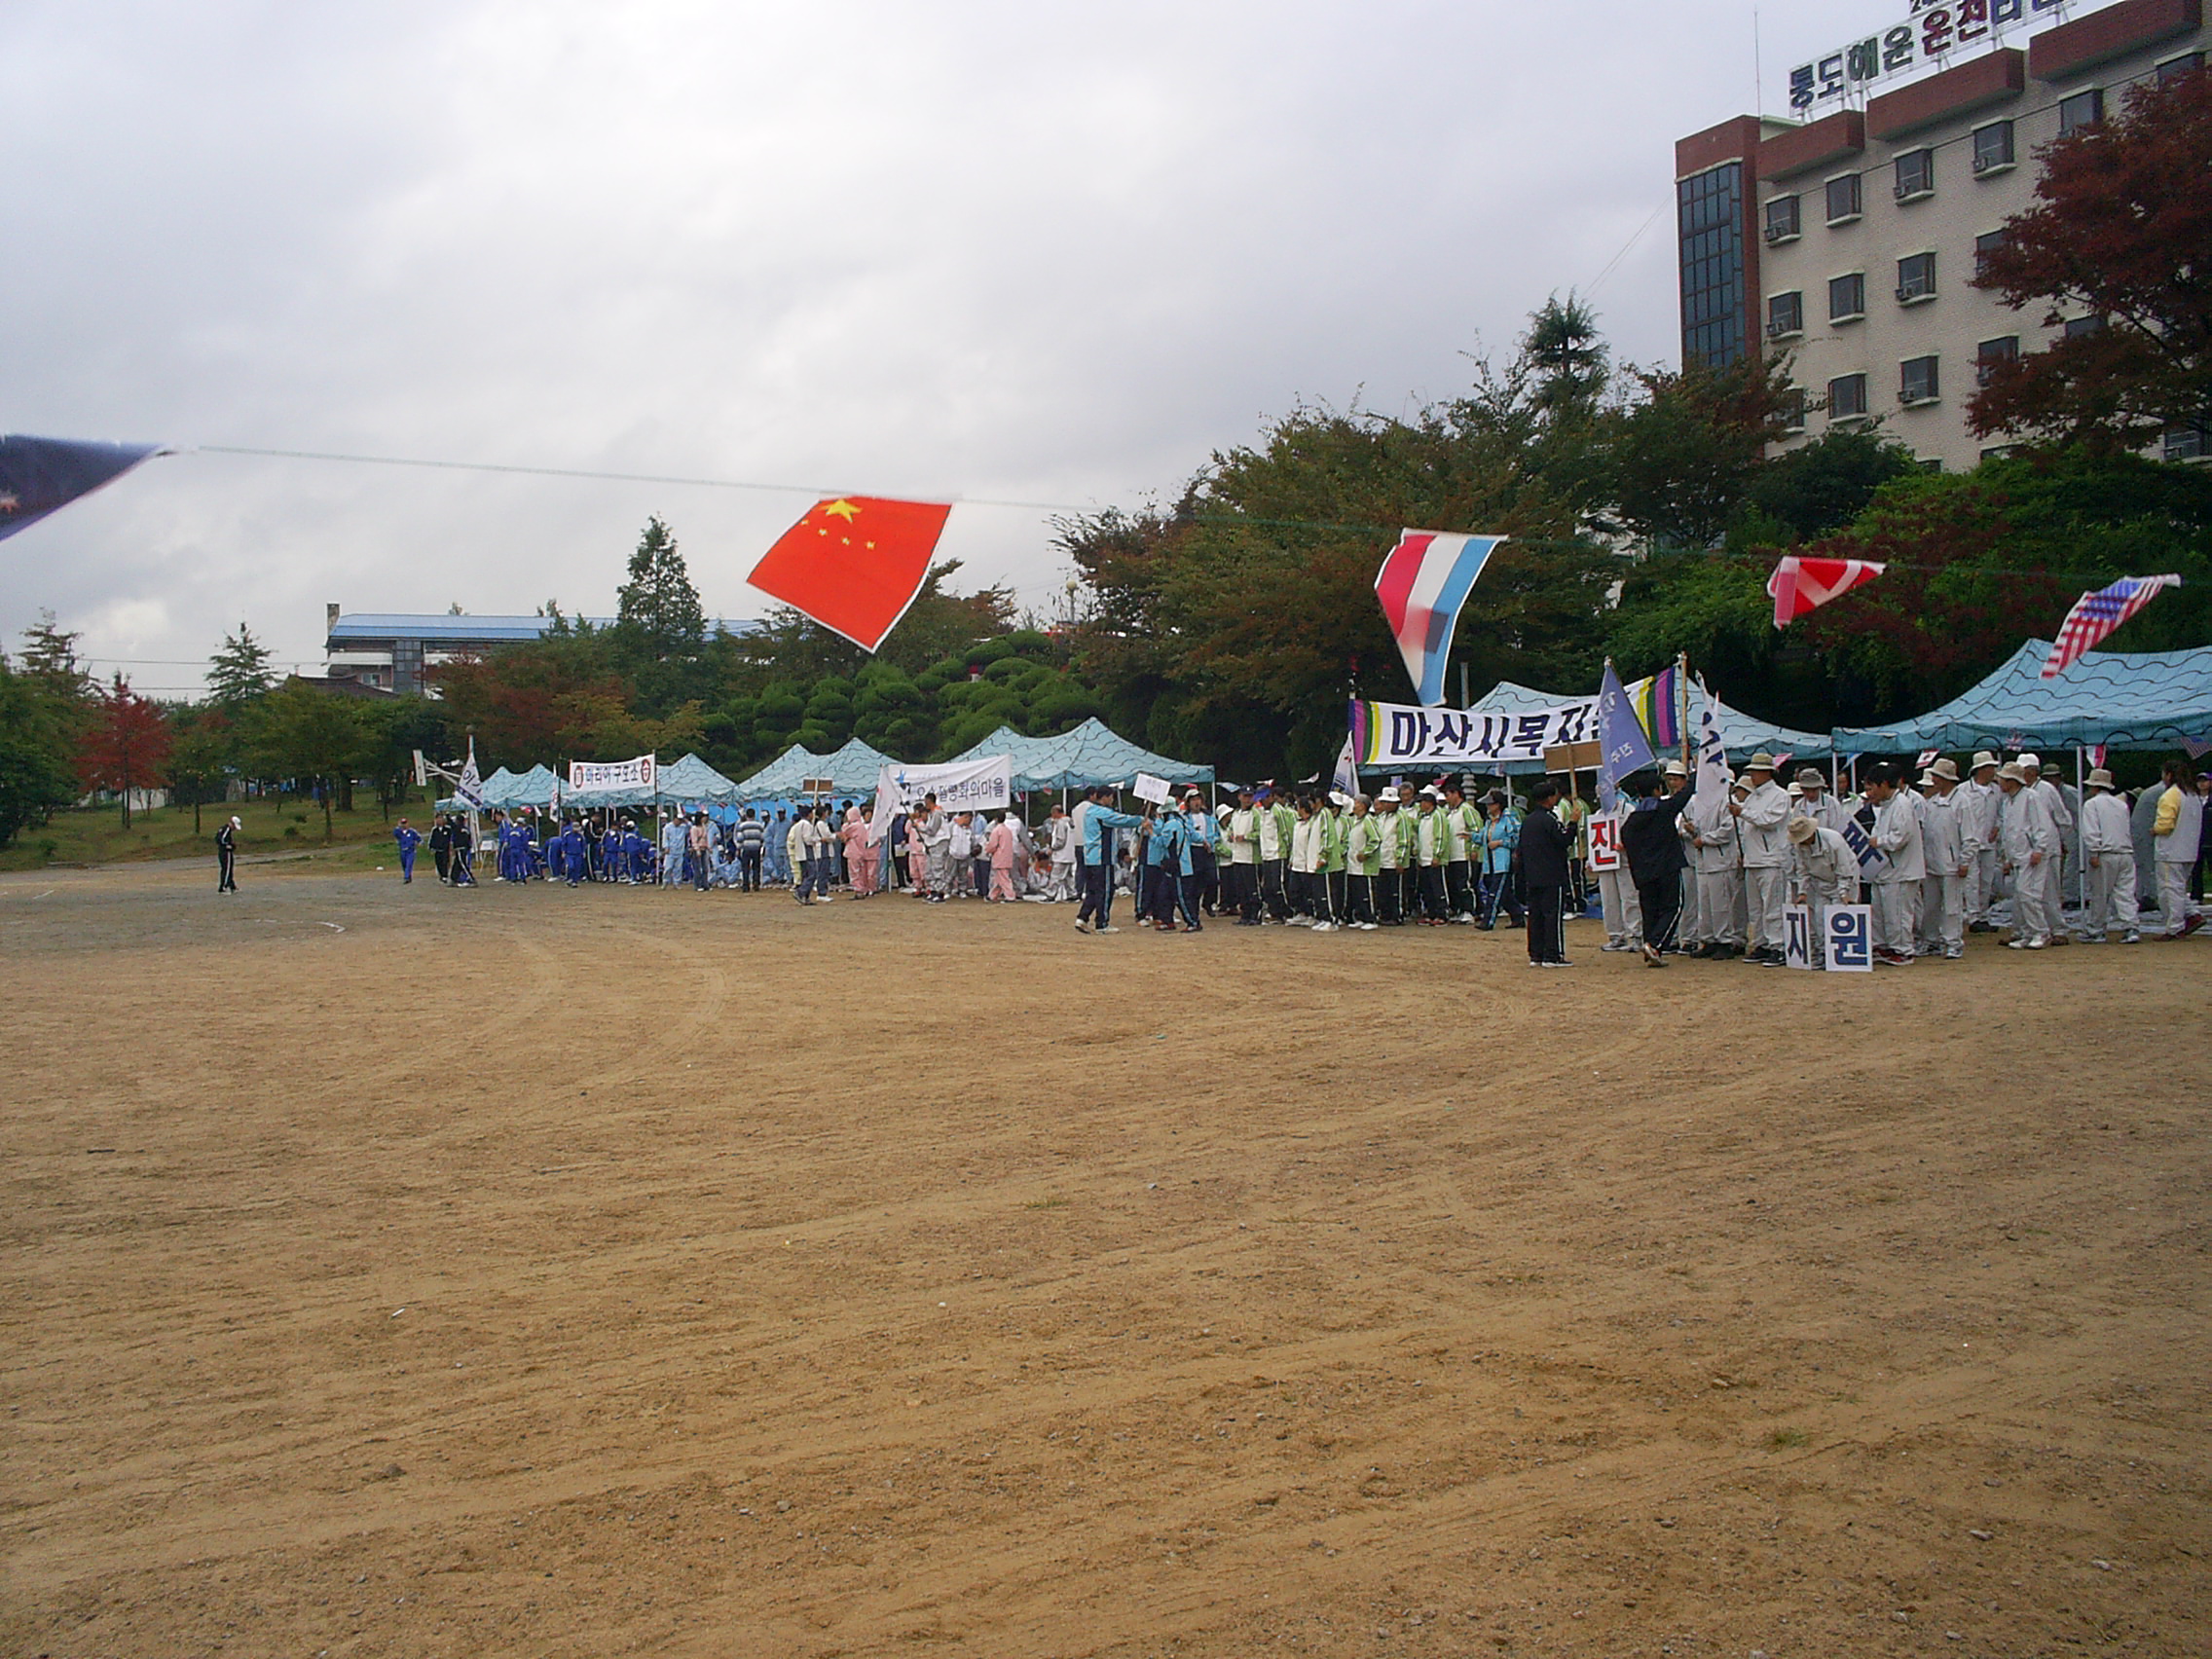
841, 805, 877, 897
986, 811, 1019, 902
905, 814, 929, 895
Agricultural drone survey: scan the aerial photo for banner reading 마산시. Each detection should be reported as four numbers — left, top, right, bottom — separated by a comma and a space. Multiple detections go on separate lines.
1351, 696, 1598, 770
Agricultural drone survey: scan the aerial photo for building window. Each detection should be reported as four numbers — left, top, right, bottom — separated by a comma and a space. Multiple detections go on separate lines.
1767, 291, 1804, 339
1894, 148, 1935, 201
1973, 229, 2008, 279
1900, 355, 1940, 405
1972, 121, 2014, 175
1825, 172, 1862, 224
2157, 52, 2203, 83
1677, 161, 1747, 369
2059, 89, 2104, 134
1781, 387, 1808, 434
1829, 271, 1866, 322
2064, 313, 2107, 339
1897, 251, 1937, 304
1763, 194, 1801, 243
1976, 336, 2018, 386
2165, 424, 2210, 461
1828, 373, 1869, 421
1919, 458, 1944, 473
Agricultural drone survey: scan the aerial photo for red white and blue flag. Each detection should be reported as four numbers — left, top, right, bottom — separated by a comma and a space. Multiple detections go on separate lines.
1373, 530, 1506, 706
2042, 573, 2182, 679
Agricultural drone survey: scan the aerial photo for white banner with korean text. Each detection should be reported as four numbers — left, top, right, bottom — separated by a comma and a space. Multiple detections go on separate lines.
569, 754, 656, 793
1350, 696, 1598, 771
869, 756, 1014, 844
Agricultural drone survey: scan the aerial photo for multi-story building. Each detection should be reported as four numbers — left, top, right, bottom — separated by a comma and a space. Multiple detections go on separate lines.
323, 606, 757, 694
1675, 0, 2206, 472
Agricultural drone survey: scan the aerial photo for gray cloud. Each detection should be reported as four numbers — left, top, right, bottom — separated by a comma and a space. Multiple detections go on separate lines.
0, 0, 1909, 691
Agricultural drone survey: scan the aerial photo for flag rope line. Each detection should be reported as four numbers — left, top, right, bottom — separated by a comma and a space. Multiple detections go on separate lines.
190, 444, 2143, 582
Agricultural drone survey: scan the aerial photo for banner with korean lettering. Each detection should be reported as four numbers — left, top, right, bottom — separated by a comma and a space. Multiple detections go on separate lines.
1350, 696, 1597, 771
868, 756, 1014, 843
570, 755, 656, 793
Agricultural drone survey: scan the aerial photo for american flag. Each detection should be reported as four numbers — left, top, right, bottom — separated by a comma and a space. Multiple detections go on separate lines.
2043, 574, 2182, 679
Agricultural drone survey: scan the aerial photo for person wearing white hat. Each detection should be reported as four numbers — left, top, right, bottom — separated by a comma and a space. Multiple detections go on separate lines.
2151, 758, 2206, 940
1959, 752, 2004, 932
2016, 755, 2076, 940
1729, 753, 1792, 965
1863, 764, 1927, 964
1995, 761, 2056, 947
215, 813, 241, 893
1343, 793, 1382, 929
1224, 786, 1261, 924
1793, 766, 1852, 835
1916, 758, 1967, 960
2077, 768, 2140, 943
1787, 812, 1859, 956
1372, 788, 1406, 925
1685, 773, 1745, 959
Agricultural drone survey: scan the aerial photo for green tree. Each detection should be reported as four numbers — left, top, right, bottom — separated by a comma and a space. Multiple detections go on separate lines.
165, 709, 233, 834
1970, 66, 2212, 451
1595, 352, 1796, 549
1741, 428, 1917, 542
615, 516, 706, 657
251, 681, 370, 843
207, 622, 278, 708
1523, 292, 1610, 425
0, 657, 79, 846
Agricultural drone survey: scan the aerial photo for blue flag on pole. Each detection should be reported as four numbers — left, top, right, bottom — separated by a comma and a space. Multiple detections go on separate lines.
1596, 659, 1655, 809
0, 435, 162, 543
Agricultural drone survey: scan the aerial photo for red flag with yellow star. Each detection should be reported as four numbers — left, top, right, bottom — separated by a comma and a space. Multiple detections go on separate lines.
746, 496, 953, 651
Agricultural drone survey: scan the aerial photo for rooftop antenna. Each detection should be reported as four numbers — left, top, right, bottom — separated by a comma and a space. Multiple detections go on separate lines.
1752, 6, 1764, 117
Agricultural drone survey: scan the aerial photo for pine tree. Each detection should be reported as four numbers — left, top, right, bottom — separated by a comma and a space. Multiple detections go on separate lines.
18, 610, 92, 699
615, 517, 706, 659
207, 623, 277, 707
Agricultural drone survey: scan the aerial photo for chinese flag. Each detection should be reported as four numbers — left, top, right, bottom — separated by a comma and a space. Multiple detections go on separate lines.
746, 496, 953, 651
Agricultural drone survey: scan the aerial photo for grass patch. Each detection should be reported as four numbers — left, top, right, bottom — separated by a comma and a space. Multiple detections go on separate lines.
1, 795, 437, 872
1023, 1195, 1069, 1211
1764, 1427, 1809, 1451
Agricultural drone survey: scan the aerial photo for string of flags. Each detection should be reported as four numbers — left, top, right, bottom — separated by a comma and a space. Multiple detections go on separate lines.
0, 433, 2191, 683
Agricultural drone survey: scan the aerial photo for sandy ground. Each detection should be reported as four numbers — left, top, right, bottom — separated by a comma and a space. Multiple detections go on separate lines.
2, 858, 2208, 1659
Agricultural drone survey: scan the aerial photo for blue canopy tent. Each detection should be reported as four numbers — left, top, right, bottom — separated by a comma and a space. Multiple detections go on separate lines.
732, 744, 827, 799
1829, 640, 2212, 755
947, 718, 1213, 792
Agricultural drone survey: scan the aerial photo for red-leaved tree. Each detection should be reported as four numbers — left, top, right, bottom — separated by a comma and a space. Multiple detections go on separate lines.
77, 676, 174, 828
1971, 65, 2212, 450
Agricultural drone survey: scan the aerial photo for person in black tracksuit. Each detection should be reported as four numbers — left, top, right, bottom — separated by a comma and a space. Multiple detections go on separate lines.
1620, 765, 1695, 967
1516, 781, 1572, 966
215, 815, 240, 892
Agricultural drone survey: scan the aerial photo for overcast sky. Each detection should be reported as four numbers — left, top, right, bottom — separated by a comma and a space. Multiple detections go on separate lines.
2, 0, 1934, 694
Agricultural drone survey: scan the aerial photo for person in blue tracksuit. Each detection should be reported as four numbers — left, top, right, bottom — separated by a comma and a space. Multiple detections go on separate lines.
1143, 807, 1184, 930
392, 818, 422, 883
1076, 787, 1147, 935
1176, 791, 1218, 930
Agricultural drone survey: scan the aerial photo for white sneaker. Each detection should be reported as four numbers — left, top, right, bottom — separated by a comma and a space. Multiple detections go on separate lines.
1359, 921, 1379, 931
2123, 931, 2141, 943
1309, 921, 1333, 933
1097, 925, 1121, 935
1075, 919, 1093, 935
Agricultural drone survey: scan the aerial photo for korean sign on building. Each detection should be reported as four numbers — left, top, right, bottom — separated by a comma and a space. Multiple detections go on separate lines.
1788, 0, 2081, 111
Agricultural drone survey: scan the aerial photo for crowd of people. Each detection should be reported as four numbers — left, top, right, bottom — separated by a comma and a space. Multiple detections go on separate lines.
365, 755, 2211, 968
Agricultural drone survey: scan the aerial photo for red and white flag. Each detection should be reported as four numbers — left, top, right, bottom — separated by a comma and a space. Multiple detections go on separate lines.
2042, 573, 2182, 680
1768, 556, 1885, 628
747, 496, 954, 652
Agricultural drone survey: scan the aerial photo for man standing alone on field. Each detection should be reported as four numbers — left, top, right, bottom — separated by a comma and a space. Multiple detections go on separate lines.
216, 814, 240, 893
393, 818, 422, 884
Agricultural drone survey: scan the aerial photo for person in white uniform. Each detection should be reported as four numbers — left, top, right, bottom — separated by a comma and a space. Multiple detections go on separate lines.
1729, 753, 1792, 965
1995, 761, 2056, 948
2151, 758, 2207, 940
1864, 765, 1925, 965
2075, 768, 2140, 943
1788, 812, 1860, 955
1958, 752, 2004, 932
2016, 755, 2075, 943
1915, 758, 1967, 960
1687, 782, 1744, 959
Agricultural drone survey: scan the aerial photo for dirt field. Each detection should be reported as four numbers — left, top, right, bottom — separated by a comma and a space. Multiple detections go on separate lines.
4, 858, 2207, 1658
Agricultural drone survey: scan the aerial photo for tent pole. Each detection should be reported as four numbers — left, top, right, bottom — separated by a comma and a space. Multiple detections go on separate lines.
2075, 744, 2086, 921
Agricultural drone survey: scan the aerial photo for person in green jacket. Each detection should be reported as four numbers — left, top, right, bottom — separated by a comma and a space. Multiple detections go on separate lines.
1344, 794, 1382, 929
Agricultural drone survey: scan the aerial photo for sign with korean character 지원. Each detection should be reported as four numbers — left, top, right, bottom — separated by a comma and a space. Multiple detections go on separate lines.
1825, 903, 1875, 973
1784, 903, 1818, 970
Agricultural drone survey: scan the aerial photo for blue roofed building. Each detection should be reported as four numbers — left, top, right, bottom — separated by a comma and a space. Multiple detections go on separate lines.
321, 604, 759, 694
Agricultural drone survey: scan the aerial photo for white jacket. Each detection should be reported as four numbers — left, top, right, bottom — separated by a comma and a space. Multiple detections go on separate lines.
1870, 793, 1925, 883
2080, 792, 2133, 857
1998, 787, 2053, 863
1793, 826, 1861, 903
1956, 779, 2001, 853
1736, 780, 1792, 868
1919, 790, 1965, 874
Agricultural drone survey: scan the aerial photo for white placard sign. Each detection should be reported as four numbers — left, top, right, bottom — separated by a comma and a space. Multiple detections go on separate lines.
1824, 903, 1875, 973
1784, 903, 1817, 970
1132, 772, 1172, 807
569, 754, 656, 793
1586, 813, 1621, 873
